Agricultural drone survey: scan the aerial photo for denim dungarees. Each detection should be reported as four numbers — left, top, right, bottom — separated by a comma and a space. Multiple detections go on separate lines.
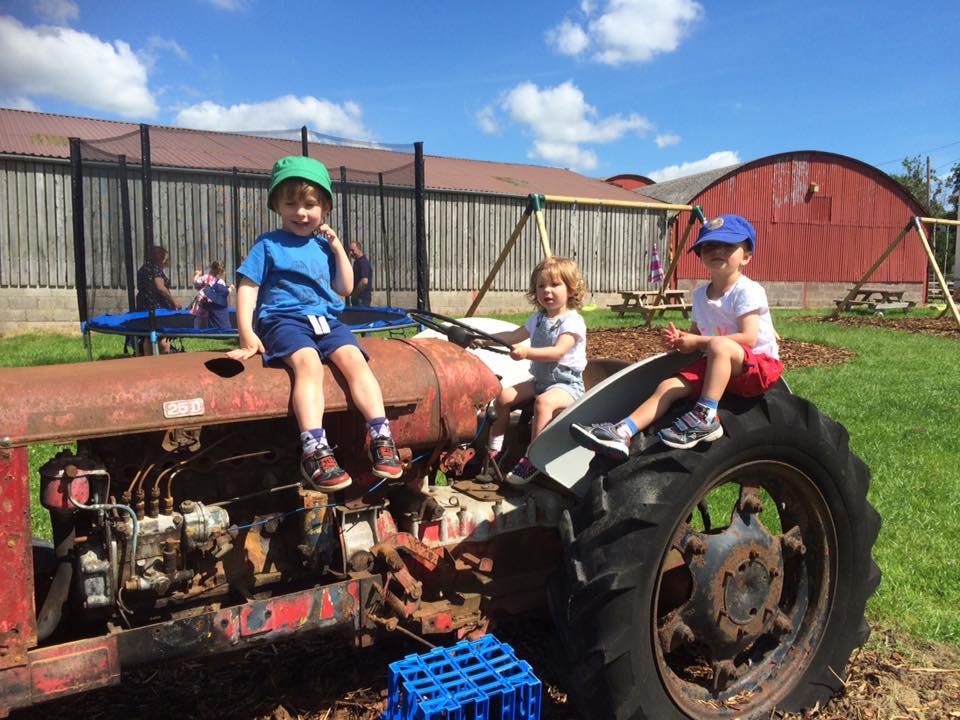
529, 313, 585, 400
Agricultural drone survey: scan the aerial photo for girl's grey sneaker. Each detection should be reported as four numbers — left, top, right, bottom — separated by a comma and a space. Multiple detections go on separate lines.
658, 411, 723, 449
505, 456, 539, 485
569, 422, 630, 461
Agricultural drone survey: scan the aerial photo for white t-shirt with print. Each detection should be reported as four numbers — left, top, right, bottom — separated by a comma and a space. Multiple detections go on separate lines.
691, 275, 779, 360
524, 310, 588, 370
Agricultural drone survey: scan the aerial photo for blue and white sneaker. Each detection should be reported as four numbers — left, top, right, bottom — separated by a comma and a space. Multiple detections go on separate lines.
505, 456, 539, 485
569, 422, 630, 461
658, 411, 723, 449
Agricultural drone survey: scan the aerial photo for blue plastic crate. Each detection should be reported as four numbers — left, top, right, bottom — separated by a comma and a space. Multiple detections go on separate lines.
384, 635, 542, 720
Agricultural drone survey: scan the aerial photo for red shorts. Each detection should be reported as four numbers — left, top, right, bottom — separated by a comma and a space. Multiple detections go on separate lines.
677, 344, 784, 398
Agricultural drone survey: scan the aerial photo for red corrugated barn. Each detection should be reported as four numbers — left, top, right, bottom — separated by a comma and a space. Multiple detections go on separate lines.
639, 151, 929, 307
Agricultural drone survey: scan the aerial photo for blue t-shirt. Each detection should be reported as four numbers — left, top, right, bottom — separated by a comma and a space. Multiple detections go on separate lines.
237, 229, 345, 325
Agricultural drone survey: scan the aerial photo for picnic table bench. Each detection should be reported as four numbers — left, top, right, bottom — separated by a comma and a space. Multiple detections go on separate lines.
609, 289, 692, 319
834, 287, 915, 313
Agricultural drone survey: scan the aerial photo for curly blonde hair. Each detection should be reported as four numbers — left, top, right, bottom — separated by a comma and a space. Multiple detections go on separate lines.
526, 256, 586, 310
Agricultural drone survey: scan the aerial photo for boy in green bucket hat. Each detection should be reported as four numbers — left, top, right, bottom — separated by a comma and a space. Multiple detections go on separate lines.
228, 156, 402, 491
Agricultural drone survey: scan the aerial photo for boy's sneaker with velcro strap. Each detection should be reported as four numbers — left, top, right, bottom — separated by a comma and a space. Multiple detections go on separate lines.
505, 456, 539, 485
569, 422, 630, 461
301, 445, 352, 492
658, 411, 723, 449
369, 436, 403, 480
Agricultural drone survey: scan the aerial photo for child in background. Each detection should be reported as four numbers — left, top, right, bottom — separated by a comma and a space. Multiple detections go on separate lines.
571, 214, 783, 458
479, 256, 588, 485
227, 156, 403, 492
192, 261, 232, 329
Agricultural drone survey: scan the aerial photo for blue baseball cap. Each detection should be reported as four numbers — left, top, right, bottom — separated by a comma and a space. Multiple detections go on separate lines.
690, 214, 756, 255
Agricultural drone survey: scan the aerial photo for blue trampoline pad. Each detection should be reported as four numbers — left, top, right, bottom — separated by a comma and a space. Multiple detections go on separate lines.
84, 306, 416, 341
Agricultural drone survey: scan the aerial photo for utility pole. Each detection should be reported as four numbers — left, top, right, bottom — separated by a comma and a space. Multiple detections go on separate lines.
926, 156, 935, 279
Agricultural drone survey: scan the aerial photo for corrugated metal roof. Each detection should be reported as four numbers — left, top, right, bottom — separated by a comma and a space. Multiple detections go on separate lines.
641, 164, 743, 204
0, 108, 659, 202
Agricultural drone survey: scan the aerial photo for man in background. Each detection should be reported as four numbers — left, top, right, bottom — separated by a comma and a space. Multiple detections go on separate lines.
348, 241, 374, 306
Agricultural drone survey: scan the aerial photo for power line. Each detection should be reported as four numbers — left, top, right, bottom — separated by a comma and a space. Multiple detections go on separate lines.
874, 138, 960, 168
933, 155, 960, 173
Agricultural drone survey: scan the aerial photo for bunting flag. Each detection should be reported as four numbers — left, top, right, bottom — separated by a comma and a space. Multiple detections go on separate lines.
648, 243, 665, 286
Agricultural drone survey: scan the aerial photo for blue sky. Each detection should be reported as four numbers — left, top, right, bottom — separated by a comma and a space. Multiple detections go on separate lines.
2, 0, 959, 183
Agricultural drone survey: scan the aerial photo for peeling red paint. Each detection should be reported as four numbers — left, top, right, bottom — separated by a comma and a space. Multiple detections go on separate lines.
319, 589, 336, 620
0, 447, 34, 671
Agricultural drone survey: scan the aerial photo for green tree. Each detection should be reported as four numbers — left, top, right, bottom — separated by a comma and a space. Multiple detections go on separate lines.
946, 161, 960, 216
889, 157, 955, 277
889, 155, 945, 215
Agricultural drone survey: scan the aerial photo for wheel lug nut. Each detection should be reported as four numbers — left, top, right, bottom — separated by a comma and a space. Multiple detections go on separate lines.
659, 620, 696, 652
772, 612, 794, 636
741, 492, 763, 514
712, 659, 740, 692
685, 535, 707, 555
781, 534, 806, 556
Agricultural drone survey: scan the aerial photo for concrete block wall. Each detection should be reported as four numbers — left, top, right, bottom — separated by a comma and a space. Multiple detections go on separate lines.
0, 288, 196, 336
0, 282, 930, 337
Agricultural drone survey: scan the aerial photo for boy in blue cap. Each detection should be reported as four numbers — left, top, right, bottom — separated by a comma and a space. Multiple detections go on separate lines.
571, 214, 783, 457
228, 156, 403, 492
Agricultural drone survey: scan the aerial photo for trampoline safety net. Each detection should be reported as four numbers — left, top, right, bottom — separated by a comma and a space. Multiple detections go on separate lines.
71, 125, 428, 333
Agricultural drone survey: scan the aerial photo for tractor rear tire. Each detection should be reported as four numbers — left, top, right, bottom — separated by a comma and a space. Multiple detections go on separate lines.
549, 388, 880, 719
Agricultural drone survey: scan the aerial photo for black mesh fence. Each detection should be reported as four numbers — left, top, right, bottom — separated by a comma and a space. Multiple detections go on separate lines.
70, 125, 427, 335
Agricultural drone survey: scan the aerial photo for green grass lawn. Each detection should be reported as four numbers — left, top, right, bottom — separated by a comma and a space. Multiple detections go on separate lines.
2, 308, 958, 647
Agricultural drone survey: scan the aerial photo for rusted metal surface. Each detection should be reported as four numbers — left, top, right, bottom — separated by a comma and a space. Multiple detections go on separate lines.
438, 447, 475, 476
0, 634, 121, 713
654, 463, 835, 717
0, 578, 365, 715
0, 338, 499, 448
0, 446, 35, 671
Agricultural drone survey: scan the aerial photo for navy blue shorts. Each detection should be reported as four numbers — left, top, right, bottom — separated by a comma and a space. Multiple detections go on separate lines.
257, 313, 367, 366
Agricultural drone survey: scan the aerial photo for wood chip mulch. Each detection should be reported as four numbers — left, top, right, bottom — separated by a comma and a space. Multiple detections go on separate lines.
586, 326, 856, 370
794, 314, 960, 340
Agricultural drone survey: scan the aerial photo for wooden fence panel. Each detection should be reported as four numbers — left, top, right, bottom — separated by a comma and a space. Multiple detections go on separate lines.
0, 158, 673, 303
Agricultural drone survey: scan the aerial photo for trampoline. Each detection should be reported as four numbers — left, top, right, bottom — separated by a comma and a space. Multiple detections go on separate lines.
84, 306, 417, 345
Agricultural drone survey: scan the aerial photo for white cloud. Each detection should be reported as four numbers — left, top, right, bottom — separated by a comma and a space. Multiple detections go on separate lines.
531, 141, 599, 171
545, 20, 590, 57
547, 0, 704, 65
0, 16, 157, 117
31, 0, 79, 24
655, 132, 681, 148
147, 36, 189, 63
174, 95, 374, 140
476, 106, 499, 134
1, 96, 39, 111
647, 150, 740, 182
501, 81, 651, 171
207, 0, 247, 10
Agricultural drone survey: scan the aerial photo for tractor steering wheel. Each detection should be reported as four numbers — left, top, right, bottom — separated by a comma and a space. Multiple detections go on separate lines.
406, 309, 514, 355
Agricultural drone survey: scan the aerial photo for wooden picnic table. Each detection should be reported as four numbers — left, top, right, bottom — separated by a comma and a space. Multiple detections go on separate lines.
609, 289, 692, 319
834, 287, 915, 312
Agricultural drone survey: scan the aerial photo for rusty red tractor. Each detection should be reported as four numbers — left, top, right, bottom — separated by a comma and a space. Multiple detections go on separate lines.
0, 310, 879, 719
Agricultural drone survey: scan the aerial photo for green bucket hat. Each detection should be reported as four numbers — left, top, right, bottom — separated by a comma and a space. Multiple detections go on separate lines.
268, 156, 333, 209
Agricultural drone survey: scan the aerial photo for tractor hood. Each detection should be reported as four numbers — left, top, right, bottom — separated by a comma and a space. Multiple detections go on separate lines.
0, 338, 500, 448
